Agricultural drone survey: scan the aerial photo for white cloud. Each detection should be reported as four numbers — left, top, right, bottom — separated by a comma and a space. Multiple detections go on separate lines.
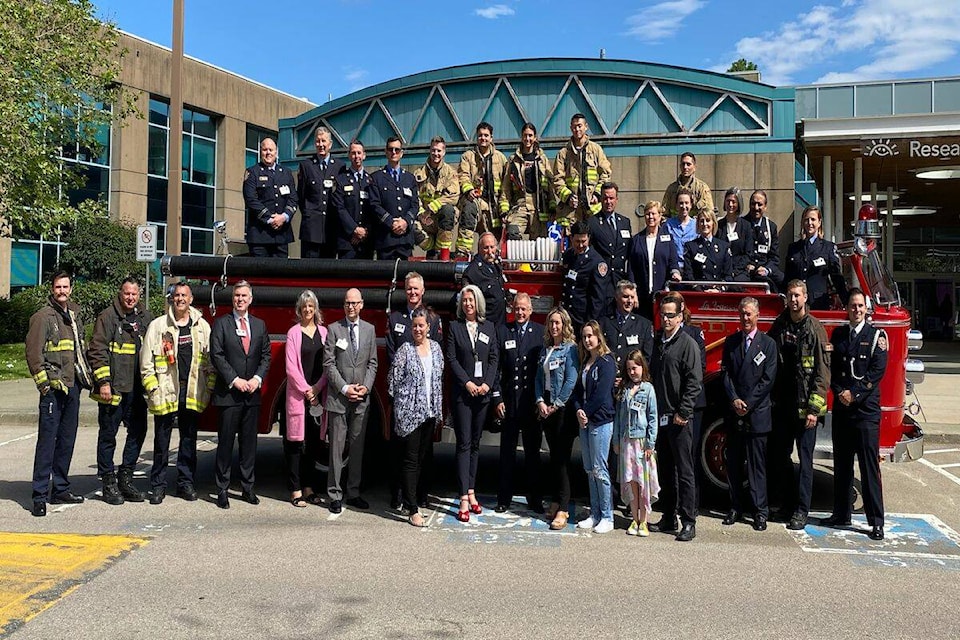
623, 0, 707, 43
474, 4, 515, 19
717, 0, 960, 85
343, 67, 369, 92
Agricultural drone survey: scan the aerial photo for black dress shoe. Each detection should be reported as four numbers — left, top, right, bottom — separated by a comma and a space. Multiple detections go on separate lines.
676, 523, 697, 542
177, 485, 199, 502
753, 516, 768, 531
32, 502, 46, 517
329, 500, 342, 514
149, 487, 165, 505
50, 492, 84, 505
241, 491, 260, 505
786, 513, 808, 530
653, 516, 679, 533
821, 514, 852, 527
216, 491, 230, 509
345, 496, 369, 510
770, 509, 793, 523
869, 525, 884, 540
722, 510, 741, 526
495, 503, 509, 513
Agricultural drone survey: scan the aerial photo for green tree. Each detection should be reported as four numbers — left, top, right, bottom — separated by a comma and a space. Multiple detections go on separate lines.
0, 0, 136, 238
727, 58, 759, 73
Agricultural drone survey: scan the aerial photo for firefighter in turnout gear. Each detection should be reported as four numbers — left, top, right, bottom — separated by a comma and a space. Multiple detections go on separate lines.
553, 113, 612, 231
414, 136, 460, 260
458, 122, 507, 256
501, 122, 555, 240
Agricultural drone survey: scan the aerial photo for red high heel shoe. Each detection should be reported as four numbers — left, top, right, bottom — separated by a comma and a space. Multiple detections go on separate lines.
469, 502, 482, 515
457, 509, 470, 522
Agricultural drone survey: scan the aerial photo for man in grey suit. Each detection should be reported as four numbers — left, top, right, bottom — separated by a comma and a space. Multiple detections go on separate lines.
210, 281, 271, 509
323, 288, 378, 513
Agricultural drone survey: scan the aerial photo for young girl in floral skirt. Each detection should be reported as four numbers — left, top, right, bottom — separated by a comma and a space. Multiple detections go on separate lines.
613, 349, 660, 536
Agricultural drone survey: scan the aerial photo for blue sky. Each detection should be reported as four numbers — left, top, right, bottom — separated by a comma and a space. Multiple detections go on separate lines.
94, 0, 960, 107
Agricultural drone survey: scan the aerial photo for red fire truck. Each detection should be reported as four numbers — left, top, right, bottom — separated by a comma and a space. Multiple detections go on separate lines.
162, 203, 924, 491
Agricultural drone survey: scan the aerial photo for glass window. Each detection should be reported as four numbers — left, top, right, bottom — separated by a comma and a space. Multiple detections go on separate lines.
147, 176, 167, 223
191, 137, 216, 186
10, 242, 39, 288
66, 165, 109, 208
148, 126, 167, 177
795, 88, 817, 119
182, 183, 213, 228
856, 84, 892, 117
149, 99, 169, 126
895, 82, 932, 114
934, 79, 960, 112
245, 124, 277, 168
818, 86, 854, 119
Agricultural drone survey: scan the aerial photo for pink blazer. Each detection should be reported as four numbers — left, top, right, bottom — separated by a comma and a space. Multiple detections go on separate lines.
285, 322, 329, 441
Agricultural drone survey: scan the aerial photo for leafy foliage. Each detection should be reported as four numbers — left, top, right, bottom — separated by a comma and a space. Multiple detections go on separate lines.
727, 58, 759, 73
0, 0, 137, 238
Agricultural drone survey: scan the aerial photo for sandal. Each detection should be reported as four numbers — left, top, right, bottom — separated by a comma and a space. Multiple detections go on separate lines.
549, 510, 569, 530
291, 495, 308, 508
408, 512, 426, 528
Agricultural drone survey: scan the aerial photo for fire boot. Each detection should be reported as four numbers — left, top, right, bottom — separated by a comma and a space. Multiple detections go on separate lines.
117, 468, 145, 503
439, 248, 451, 261
101, 472, 124, 506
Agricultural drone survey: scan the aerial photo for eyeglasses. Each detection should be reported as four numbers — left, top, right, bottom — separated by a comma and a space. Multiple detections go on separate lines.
386, 147, 403, 153
344, 301, 362, 307
660, 311, 680, 319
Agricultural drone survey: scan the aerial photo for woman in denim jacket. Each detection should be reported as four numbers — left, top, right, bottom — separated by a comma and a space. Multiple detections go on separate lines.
534, 307, 579, 530
613, 349, 660, 537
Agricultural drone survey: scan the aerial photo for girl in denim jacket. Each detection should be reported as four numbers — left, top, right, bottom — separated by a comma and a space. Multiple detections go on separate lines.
613, 349, 660, 536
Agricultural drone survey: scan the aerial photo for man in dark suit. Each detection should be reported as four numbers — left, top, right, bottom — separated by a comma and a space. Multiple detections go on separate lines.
462, 232, 507, 326
600, 280, 654, 367
330, 139, 374, 259
493, 292, 544, 513
587, 182, 631, 283
243, 138, 297, 257
210, 281, 271, 509
745, 190, 784, 293
297, 126, 346, 259
826, 288, 888, 540
561, 221, 614, 334
323, 288, 379, 513
369, 136, 418, 260
721, 296, 778, 531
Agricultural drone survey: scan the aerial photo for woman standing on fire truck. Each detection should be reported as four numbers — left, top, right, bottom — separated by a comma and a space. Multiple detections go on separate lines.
785, 205, 844, 310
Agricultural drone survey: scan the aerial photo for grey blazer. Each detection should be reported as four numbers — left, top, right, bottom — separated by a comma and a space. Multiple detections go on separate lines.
322, 318, 378, 414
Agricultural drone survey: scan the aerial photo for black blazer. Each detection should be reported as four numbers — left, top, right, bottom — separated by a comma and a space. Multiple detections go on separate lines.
785, 237, 843, 310
627, 227, 679, 301
494, 320, 544, 415
445, 319, 500, 399
296, 155, 347, 245
587, 211, 632, 282
682, 236, 732, 284
242, 163, 297, 246
721, 330, 778, 433
369, 166, 418, 256
682, 323, 707, 410
330, 168, 374, 252
717, 216, 754, 277
210, 312, 271, 407
599, 313, 654, 366
747, 215, 784, 288
829, 323, 888, 422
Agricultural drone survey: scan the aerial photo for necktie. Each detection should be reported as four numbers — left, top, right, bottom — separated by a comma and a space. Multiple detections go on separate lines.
744, 334, 752, 354
350, 323, 358, 356
240, 316, 250, 354
356, 171, 362, 183
392, 168, 400, 183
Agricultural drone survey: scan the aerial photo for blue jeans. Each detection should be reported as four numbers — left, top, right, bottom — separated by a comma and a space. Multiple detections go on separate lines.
580, 421, 613, 522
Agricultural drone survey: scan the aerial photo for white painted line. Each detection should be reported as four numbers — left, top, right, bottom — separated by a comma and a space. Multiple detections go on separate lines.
925, 448, 960, 455
919, 458, 960, 488
939, 463, 960, 469
0, 433, 35, 447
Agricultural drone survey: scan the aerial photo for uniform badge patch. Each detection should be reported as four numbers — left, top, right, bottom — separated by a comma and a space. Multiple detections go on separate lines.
877, 335, 888, 351
243, 170, 250, 181
597, 262, 608, 277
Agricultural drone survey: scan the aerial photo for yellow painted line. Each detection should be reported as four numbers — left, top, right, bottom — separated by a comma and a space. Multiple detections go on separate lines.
0, 532, 148, 637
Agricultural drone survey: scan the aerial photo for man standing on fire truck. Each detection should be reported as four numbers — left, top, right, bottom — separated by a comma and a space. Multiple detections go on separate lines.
297, 126, 346, 258
414, 136, 460, 260
462, 232, 507, 326
459, 122, 507, 257
553, 113, 611, 231
243, 137, 297, 258
767, 279, 830, 531
369, 137, 418, 260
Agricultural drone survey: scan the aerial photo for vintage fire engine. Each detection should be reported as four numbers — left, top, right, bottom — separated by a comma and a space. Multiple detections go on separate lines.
162, 203, 924, 490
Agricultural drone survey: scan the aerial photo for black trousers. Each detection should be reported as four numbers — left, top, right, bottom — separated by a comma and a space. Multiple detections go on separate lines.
452, 394, 489, 496
376, 246, 412, 261
96, 389, 148, 476
388, 415, 432, 504
282, 433, 320, 494
726, 427, 769, 517
832, 412, 884, 527
215, 404, 259, 493
656, 419, 697, 525
151, 406, 199, 490
400, 418, 435, 512
542, 406, 575, 509
338, 245, 374, 260
32, 385, 80, 502
301, 240, 336, 259
497, 407, 543, 507
768, 412, 818, 517
249, 243, 288, 258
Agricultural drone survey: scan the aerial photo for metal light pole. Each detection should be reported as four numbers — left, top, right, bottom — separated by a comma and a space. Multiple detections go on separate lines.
166, 0, 184, 258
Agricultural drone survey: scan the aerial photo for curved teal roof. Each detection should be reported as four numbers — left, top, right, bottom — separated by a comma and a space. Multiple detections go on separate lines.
279, 58, 795, 163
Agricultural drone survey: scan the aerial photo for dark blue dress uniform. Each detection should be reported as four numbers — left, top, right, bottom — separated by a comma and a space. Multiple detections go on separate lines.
493, 320, 545, 510
462, 256, 507, 326
829, 322, 888, 531
682, 236, 733, 285
600, 312, 654, 366
721, 329, 778, 523
587, 210, 632, 283
297, 154, 346, 258
242, 163, 297, 257
747, 215, 783, 292
560, 246, 614, 331
785, 237, 843, 310
369, 166, 418, 260
717, 216, 754, 281
626, 227, 679, 320
330, 168, 375, 259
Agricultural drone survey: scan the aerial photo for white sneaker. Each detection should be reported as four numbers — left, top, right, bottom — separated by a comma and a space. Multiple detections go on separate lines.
593, 519, 615, 534
577, 516, 597, 530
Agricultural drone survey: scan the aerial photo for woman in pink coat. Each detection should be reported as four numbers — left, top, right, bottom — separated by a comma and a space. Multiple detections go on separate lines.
285, 290, 328, 507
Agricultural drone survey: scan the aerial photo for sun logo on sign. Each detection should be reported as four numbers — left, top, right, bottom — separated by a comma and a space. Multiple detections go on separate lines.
863, 139, 899, 158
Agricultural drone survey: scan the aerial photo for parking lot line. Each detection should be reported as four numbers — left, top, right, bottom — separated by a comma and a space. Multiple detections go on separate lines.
0, 532, 148, 638
925, 448, 960, 455
0, 434, 35, 448
919, 458, 960, 487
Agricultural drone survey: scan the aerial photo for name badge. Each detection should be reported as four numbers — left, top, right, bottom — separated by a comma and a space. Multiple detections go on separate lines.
336, 338, 348, 350
259, 175, 269, 182
813, 257, 826, 267
393, 323, 406, 334
344, 185, 354, 192
279, 185, 291, 195
659, 415, 669, 427
323, 179, 333, 188
626, 335, 639, 345
402, 187, 412, 197
694, 253, 707, 264
620, 229, 631, 239
505, 340, 517, 350
360, 191, 368, 200
478, 332, 490, 344
474, 362, 483, 378
549, 359, 561, 370
566, 269, 578, 280
660, 235, 671, 242
727, 232, 739, 242
236, 329, 247, 337
753, 351, 767, 366
757, 244, 769, 254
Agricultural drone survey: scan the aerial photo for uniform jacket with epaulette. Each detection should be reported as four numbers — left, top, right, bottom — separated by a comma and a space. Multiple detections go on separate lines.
88, 296, 153, 404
